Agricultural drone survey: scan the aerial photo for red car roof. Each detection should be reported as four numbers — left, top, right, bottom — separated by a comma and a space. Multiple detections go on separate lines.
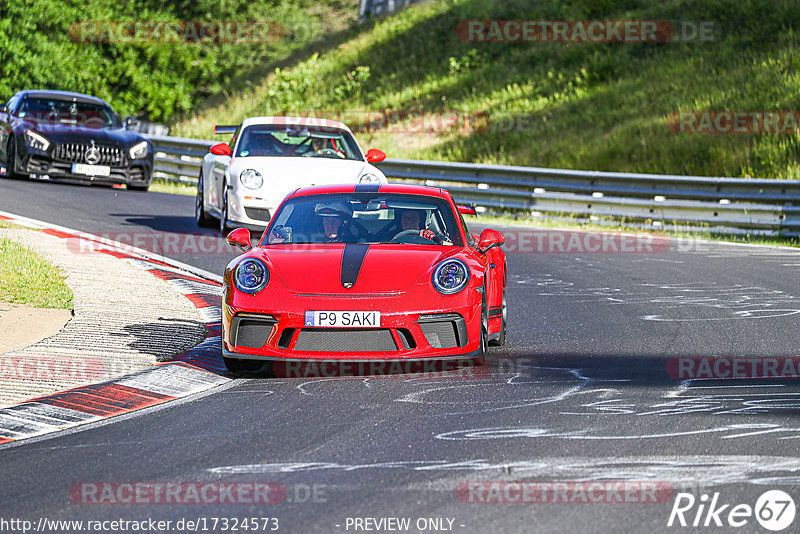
289, 183, 446, 199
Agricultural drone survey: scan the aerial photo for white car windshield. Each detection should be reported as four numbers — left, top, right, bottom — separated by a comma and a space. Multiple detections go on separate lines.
262, 193, 463, 246
235, 125, 362, 160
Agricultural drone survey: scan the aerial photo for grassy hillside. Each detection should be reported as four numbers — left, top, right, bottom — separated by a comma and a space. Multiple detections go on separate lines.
174, 0, 800, 179
0, 0, 356, 122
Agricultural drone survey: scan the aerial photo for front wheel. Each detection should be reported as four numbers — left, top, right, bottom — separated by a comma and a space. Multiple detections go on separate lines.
219, 189, 230, 235
4, 136, 25, 180
478, 291, 489, 358
489, 284, 507, 347
128, 184, 149, 192
195, 172, 215, 227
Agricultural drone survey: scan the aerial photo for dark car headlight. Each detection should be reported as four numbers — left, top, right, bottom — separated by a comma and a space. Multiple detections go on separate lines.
432, 259, 470, 295
24, 130, 50, 151
234, 258, 269, 294
129, 141, 149, 159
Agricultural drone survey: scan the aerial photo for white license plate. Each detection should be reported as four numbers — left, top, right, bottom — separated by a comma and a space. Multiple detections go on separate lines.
304, 311, 380, 328
72, 163, 110, 177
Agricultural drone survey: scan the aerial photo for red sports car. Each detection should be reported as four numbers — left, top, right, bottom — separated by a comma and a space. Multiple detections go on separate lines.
221, 183, 507, 374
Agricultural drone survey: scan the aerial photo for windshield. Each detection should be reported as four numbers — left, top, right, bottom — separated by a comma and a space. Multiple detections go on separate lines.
262, 193, 463, 246
234, 124, 362, 160
17, 98, 121, 129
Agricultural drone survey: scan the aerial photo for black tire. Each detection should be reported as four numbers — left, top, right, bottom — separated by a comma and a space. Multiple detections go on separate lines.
223, 356, 273, 376
128, 184, 149, 192
195, 172, 215, 227
478, 291, 489, 358
220, 189, 230, 236
490, 282, 507, 347
4, 136, 25, 180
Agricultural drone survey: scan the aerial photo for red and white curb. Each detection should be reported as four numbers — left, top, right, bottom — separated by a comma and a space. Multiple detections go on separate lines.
0, 211, 231, 446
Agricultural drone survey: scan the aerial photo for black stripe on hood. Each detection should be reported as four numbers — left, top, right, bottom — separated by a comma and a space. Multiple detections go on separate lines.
341, 243, 370, 288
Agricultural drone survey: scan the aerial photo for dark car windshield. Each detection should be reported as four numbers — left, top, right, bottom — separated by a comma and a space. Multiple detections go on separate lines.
235, 124, 362, 160
17, 98, 121, 129
262, 193, 463, 247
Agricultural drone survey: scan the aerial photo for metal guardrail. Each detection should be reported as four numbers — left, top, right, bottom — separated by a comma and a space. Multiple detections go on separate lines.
147, 134, 800, 236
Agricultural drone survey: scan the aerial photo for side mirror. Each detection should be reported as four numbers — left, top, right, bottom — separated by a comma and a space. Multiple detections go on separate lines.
124, 116, 139, 130
365, 148, 386, 163
210, 142, 232, 157
226, 228, 252, 252
458, 205, 477, 216
477, 228, 505, 253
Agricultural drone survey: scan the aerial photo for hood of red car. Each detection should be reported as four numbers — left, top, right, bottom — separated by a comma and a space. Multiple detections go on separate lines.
261, 244, 459, 294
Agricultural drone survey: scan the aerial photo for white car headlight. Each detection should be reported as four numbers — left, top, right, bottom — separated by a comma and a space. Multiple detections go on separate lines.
359, 173, 381, 184
24, 130, 50, 151
240, 169, 263, 189
129, 141, 149, 159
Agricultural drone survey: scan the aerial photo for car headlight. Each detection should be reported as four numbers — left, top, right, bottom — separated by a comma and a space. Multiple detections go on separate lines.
129, 141, 149, 159
24, 130, 50, 151
240, 169, 264, 189
233, 258, 269, 294
432, 259, 470, 295
359, 173, 381, 184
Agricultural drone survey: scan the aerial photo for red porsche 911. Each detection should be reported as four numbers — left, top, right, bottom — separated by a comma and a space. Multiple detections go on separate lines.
221, 183, 507, 374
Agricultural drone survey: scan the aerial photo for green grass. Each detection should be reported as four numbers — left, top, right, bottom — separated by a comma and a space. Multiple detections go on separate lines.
147, 179, 195, 196
1, 0, 357, 122
173, 0, 800, 179
0, 238, 74, 309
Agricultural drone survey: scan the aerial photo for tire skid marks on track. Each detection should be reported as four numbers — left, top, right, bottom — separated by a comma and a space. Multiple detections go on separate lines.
207, 455, 800, 487
512, 274, 800, 321
568, 381, 800, 418
0, 212, 232, 446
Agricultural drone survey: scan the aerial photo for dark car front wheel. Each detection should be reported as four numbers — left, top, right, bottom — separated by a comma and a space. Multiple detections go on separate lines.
4, 136, 26, 180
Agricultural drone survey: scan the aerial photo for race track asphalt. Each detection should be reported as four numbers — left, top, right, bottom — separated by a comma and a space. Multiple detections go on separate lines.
1, 178, 800, 533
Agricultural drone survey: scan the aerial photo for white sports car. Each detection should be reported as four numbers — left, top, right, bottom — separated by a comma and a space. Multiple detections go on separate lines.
195, 116, 389, 233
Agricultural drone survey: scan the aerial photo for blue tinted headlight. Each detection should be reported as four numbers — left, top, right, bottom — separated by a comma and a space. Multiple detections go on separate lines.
432, 259, 470, 294
234, 258, 269, 294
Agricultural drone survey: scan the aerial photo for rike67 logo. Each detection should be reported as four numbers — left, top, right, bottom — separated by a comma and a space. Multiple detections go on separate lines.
668, 490, 796, 531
